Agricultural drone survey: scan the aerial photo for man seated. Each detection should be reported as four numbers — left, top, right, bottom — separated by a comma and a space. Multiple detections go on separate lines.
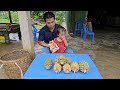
38, 11, 74, 54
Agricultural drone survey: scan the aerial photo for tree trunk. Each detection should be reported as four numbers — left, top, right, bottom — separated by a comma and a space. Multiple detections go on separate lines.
18, 11, 35, 59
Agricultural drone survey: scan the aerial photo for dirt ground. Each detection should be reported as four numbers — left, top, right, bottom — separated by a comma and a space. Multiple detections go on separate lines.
0, 25, 120, 79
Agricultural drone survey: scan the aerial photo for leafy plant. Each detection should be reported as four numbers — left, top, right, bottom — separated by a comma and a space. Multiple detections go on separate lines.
0, 11, 65, 25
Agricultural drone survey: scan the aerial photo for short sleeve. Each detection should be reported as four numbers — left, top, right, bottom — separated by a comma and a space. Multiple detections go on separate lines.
38, 30, 44, 41
53, 38, 57, 43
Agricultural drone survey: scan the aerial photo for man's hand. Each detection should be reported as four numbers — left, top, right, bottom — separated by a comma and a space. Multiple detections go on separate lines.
38, 41, 50, 48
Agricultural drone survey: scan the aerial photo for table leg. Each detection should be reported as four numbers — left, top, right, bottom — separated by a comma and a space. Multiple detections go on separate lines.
18, 28, 21, 40
4, 31, 10, 44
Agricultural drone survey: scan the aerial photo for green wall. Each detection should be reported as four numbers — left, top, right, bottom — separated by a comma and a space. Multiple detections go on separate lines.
65, 11, 70, 32
65, 11, 88, 33
75, 11, 88, 22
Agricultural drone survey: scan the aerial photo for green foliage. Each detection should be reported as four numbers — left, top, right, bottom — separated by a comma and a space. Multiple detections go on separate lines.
30, 11, 46, 20
0, 11, 18, 23
0, 11, 9, 19
0, 11, 65, 25
11, 11, 18, 23
54, 11, 65, 24
30, 11, 65, 24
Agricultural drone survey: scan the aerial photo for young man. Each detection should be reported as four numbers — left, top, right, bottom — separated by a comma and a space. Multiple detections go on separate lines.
38, 11, 73, 53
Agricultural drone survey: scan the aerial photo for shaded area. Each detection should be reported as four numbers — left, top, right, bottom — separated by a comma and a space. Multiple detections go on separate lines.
88, 11, 120, 27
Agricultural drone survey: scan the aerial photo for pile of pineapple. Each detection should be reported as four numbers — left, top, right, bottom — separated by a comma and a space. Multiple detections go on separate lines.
44, 56, 89, 74
44, 58, 52, 69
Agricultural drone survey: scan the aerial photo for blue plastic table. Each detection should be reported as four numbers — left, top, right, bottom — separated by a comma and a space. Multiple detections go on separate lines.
23, 54, 103, 79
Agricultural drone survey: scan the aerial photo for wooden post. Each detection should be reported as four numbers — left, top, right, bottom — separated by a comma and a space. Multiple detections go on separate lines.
69, 11, 75, 33
85, 11, 88, 20
17, 11, 35, 59
8, 11, 12, 23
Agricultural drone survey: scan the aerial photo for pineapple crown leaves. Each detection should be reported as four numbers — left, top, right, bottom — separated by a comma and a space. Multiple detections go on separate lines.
78, 61, 89, 66
55, 56, 71, 64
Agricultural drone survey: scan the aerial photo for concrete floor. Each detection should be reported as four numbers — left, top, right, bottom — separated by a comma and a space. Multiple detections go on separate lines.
0, 26, 120, 79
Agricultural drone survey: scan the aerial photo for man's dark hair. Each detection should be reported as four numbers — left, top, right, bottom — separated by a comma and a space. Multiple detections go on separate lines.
43, 12, 55, 22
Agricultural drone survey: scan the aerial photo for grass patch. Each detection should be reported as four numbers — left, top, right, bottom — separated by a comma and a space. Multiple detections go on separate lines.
0, 19, 18, 23
34, 23, 45, 30
0, 19, 10, 23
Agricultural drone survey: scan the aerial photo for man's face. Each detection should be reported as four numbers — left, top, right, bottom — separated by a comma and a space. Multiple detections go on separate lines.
45, 17, 55, 30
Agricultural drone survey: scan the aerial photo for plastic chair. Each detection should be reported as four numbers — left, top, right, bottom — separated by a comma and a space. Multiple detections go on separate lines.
82, 23, 94, 42
74, 21, 82, 38
32, 24, 39, 41
80, 19, 85, 38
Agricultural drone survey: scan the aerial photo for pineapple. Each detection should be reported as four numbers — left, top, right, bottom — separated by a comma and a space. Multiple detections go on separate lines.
78, 61, 89, 73
70, 62, 79, 73
65, 58, 71, 64
44, 58, 52, 69
55, 56, 71, 65
63, 64, 71, 73
54, 63, 62, 73
54, 56, 66, 65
